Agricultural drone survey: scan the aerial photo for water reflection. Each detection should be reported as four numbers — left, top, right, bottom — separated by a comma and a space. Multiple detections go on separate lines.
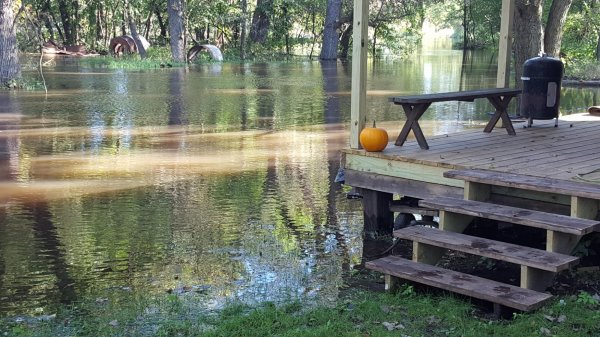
1, 55, 600, 316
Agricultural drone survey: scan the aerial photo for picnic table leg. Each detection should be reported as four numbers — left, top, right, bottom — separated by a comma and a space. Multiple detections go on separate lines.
395, 103, 431, 149
483, 95, 516, 135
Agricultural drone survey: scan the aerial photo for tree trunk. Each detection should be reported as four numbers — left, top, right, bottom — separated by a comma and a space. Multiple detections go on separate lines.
240, 0, 247, 59
462, 0, 468, 49
155, 10, 167, 40
168, 0, 185, 62
339, 23, 352, 59
40, 0, 55, 41
544, 0, 573, 57
124, 0, 147, 58
320, 0, 342, 60
57, 0, 75, 44
0, 0, 21, 86
596, 32, 600, 61
250, 0, 271, 43
513, 0, 543, 89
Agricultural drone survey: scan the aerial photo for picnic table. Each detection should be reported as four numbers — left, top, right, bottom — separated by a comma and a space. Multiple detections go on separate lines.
389, 88, 521, 150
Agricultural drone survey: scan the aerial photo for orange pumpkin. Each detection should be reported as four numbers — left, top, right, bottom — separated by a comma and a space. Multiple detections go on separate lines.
359, 120, 388, 152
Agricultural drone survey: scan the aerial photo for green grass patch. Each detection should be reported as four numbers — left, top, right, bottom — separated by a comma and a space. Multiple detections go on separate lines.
2, 285, 600, 337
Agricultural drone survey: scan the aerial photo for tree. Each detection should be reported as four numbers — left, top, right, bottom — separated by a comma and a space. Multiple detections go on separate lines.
320, 0, 342, 60
513, 0, 573, 88
0, 0, 21, 87
250, 0, 272, 44
544, 0, 573, 57
168, 0, 185, 62
125, 0, 147, 59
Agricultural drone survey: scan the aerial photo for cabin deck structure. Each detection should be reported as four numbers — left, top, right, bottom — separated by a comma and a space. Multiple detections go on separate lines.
346, 114, 600, 311
342, 115, 600, 217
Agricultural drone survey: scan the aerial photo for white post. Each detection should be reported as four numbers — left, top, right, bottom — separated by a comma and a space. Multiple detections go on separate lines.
350, 0, 368, 149
497, 0, 515, 88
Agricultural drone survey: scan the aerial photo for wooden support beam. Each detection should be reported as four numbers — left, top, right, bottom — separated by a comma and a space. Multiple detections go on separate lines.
464, 181, 491, 202
497, 0, 515, 88
520, 266, 555, 292
385, 274, 401, 292
571, 196, 599, 220
358, 188, 394, 237
413, 241, 445, 265
547, 231, 582, 255
350, 0, 368, 149
439, 211, 473, 233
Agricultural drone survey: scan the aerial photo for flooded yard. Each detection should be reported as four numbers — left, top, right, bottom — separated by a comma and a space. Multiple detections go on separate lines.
1, 49, 599, 316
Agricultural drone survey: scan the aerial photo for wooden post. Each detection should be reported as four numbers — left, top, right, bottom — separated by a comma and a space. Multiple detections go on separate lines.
463, 181, 491, 202
571, 196, 599, 220
496, 0, 515, 88
439, 211, 473, 233
358, 188, 393, 238
350, 0, 368, 149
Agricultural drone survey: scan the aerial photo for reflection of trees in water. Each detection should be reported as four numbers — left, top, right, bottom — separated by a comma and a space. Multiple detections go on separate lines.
168, 69, 187, 126
0, 94, 21, 181
320, 60, 354, 270
25, 202, 77, 304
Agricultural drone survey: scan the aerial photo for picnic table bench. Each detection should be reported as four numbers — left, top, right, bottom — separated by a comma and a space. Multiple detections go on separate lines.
389, 88, 521, 150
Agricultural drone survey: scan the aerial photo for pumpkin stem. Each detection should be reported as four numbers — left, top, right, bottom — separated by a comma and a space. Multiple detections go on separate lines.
372, 120, 376, 128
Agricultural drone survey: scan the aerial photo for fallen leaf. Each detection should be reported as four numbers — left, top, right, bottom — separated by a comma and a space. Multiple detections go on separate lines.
544, 315, 556, 322
540, 327, 551, 336
109, 320, 119, 327
95, 298, 109, 304
557, 315, 567, 323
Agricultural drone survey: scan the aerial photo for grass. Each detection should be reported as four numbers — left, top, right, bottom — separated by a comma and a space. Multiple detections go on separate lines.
2, 283, 600, 337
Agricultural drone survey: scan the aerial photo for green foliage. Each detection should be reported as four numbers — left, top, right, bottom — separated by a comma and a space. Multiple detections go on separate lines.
561, 11, 598, 62
576, 291, 599, 306
564, 60, 600, 80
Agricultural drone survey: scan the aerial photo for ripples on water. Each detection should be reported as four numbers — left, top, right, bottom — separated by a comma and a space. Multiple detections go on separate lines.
0, 100, 363, 316
1, 56, 599, 317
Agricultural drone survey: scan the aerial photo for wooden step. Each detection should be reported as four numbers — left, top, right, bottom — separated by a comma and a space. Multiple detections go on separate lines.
419, 196, 600, 235
444, 169, 600, 200
365, 255, 552, 312
394, 226, 578, 272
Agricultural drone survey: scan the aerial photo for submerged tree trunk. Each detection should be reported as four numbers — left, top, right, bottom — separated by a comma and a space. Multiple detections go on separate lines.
544, 0, 573, 57
513, 0, 543, 88
168, 0, 185, 62
250, 0, 271, 43
320, 0, 342, 60
0, 0, 21, 86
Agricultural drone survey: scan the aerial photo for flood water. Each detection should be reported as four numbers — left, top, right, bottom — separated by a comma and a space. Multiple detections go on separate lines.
2, 45, 600, 317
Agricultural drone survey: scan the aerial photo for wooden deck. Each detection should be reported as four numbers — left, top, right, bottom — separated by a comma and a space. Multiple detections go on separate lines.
342, 114, 600, 213
351, 114, 600, 311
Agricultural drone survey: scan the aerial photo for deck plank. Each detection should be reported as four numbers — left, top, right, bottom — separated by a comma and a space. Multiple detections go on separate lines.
419, 196, 600, 235
444, 168, 600, 199
394, 226, 579, 272
365, 255, 552, 311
